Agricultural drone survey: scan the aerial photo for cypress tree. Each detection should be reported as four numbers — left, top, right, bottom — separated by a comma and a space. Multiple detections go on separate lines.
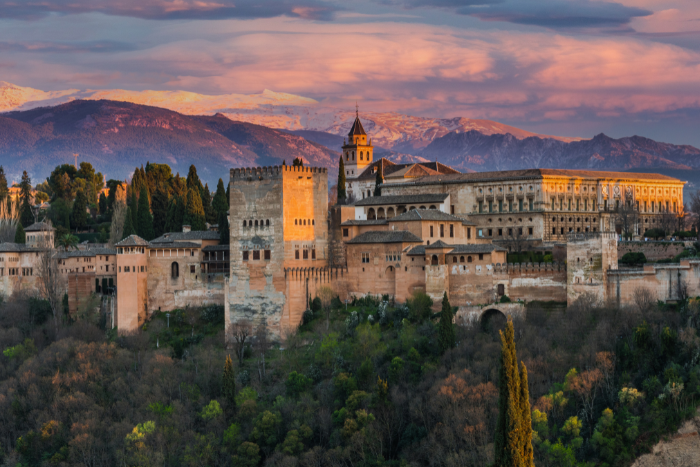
202, 183, 216, 224
129, 186, 138, 229
136, 185, 155, 240
186, 165, 203, 194
374, 162, 383, 197
338, 156, 347, 201
122, 206, 135, 240
520, 362, 534, 466
19, 171, 34, 227
14, 223, 25, 244
218, 209, 229, 245
212, 178, 228, 216
71, 189, 89, 231
437, 292, 456, 354
183, 187, 206, 231
165, 195, 186, 233
98, 192, 107, 215
222, 355, 237, 413
151, 186, 169, 238
494, 320, 533, 467
0, 166, 8, 204
292, 157, 304, 167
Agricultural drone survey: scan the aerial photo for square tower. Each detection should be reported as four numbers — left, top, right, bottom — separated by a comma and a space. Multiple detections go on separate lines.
342, 111, 373, 181
226, 165, 328, 341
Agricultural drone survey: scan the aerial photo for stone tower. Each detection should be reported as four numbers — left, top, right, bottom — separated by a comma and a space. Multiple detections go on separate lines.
342, 106, 373, 181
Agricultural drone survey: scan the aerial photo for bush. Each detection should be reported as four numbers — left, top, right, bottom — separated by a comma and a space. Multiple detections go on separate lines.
644, 228, 665, 239
285, 371, 312, 397
407, 291, 433, 322
499, 295, 511, 303
620, 252, 647, 265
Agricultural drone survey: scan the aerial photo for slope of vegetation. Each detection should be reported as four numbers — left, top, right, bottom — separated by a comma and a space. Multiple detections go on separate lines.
0, 291, 698, 467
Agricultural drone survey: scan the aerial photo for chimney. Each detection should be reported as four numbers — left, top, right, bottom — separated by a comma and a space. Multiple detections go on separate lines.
182, 225, 191, 233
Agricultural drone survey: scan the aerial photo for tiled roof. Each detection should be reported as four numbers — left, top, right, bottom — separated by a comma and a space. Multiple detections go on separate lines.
0, 243, 40, 252
348, 116, 367, 137
425, 240, 452, 249
407, 245, 426, 256
25, 221, 55, 232
354, 193, 449, 207
389, 168, 682, 187
355, 158, 460, 182
58, 247, 117, 258
346, 230, 423, 244
203, 245, 229, 251
340, 219, 389, 226
388, 209, 475, 225
151, 230, 221, 242
448, 244, 508, 253
115, 235, 150, 247
149, 241, 202, 249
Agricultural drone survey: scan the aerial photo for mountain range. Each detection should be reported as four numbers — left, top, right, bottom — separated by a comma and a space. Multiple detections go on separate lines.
1, 82, 699, 192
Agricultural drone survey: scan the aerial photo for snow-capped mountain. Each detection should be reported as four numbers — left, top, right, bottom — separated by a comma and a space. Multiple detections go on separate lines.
0, 82, 578, 154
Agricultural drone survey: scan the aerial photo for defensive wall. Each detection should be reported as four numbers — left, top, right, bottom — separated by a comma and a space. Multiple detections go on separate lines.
607, 260, 700, 305
618, 241, 686, 261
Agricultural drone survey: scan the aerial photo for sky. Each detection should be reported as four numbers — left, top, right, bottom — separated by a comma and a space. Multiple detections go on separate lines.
1, 0, 700, 145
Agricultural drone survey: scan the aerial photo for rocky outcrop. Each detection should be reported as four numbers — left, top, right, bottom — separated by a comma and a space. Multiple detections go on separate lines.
631, 409, 700, 467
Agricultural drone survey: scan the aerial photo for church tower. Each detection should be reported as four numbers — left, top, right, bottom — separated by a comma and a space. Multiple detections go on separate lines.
342, 106, 373, 181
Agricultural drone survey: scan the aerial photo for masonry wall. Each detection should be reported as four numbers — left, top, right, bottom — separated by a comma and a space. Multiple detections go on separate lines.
567, 232, 618, 305
501, 263, 567, 302
0, 251, 42, 299
115, 252, 148, 334
67, 274, 96, 315
607, 260, 700, 305
147, 249, 224, 312
618, 241, 685, 261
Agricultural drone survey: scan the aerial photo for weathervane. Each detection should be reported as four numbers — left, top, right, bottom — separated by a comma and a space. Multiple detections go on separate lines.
356, 101, 359, 118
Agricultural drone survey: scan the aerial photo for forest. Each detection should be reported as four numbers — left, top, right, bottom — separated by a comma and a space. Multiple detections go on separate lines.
0, 287, 699, 467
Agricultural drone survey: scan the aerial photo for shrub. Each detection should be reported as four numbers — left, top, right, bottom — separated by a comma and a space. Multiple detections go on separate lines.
620, 252, 647, 265
407, 290, 433, 322
285, 371, 312, 397
499, 295, 512, 303
644, 228, 665, 239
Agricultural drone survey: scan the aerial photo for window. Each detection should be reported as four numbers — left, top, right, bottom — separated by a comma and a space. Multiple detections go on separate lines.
430, 226, 434, 237
498, 228, 503, 236
440, 224, 444, 237
243, 251, 249, 261
478, 229, 483, 237
253, 250, 260, 260
478, 201, 483, 213
255, 220, 258, 227
125, 266, 130, 272
266, 219, 270, 226
478, 254, 484, 260
303, 249, 308, 259
452, 257, 457, 263
460, 256, 465, 263
451, 205, 455, 215
467, 228, 471, 239
450, 224, 454, 238
519, 199, 523, 211
295, 250, 299, 260
190, 265, 195, 273
529, 199, 533, 210
467, 256, 473, 263
528, 227, 533, 235
171, 262, 179, 278
343, 228, 349, 237
243, 220, 247, 227
295, 219, 298, 225
312, 249, 316, 260
498, 200, 503, 212
488, 201, 493, 213
488, 229, 492, 237
362, 253, 370, 263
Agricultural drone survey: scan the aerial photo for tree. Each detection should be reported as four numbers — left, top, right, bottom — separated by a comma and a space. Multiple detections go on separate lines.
71, 189, 89, 231
202, 183, 216, 224
222, 355, 237, 415
494, 319, 533, 467
374, 163, 383, 196
615, 202, 639, 240
36, 223, 64, 337
151, 186, 169, 238
186, 165, 203, 194
218, 210, 229, 245
318, 286, 334, 330
184, 188, 206, 231
136, 185, 155, 240
504, 226, 527, 253
58, 234, 79, 250
338, 156, 347, 201
229, 322, 252, 365
109, 201, 127, 247
128, 186, 138, 229
255, 318, 269, 381
19, 171, 34, 227
660, 211, 677, 237
122, 206, 135, 240
0, 166, 8, 204
14, 223, 25, 244
292, 157, 304, 167
212, 178, 228, 216
165, 195, 185, 233
98, 192, 107, 215
438, 292, 455, 354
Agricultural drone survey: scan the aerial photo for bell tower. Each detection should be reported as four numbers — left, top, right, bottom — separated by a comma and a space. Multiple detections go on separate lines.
342, 104, 373, 181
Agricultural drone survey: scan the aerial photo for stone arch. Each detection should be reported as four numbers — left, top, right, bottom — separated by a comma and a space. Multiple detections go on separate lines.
429, 205, 436, 210
377, 207, 385, 219
368, 208, 376, 220
480, 308, 507, 332
431, 254, 438, 265
387, 207, 395, 218
385, 265, 395, 281
171, 262, 179, 279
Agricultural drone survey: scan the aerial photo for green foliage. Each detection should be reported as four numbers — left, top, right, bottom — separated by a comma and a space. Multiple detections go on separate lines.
389, 357, 404, 382
407, 290, 433, 322
251, 410, 282, 447
232, 442, 260, 467
3, 338, 37, 360
184, 187, 206, 231
150, 186, 169, 238
218, 209, 229, 245
374, 162, 383, 196
14, 222, 25, 244
338, 156, 347, 200
0, 166, 8, 202
437, 292, 456, 354
500, 294, 512, 303
235, 387, 258, 407
58, 233, 79, 250
620, 252, 647, 265
644, 228, 665, 239
281, 425, 312, 455
19, 170, 34, 227
286, 371, 312, 398
122, 206, 135, 239
222, 354, 236, 409
212, 178, 228, 216
292, 157, 304, 167
136, 184, 155, 240
200, 400, 223, 421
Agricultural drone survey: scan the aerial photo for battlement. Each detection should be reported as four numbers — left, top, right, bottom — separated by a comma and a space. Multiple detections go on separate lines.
230, 165, 328, 180
567, 231, 616, 242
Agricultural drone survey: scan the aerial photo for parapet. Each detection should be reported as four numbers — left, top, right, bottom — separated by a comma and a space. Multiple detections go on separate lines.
567, 231, 616, 242
230, 165, 328, 180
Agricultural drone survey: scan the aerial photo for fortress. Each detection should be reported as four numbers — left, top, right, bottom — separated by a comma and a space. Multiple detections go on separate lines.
0, 115, 693, 339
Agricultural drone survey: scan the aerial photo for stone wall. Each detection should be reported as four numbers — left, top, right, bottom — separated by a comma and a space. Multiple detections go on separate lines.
618, 241, 686, 261
67, 274, 96, 315
500, 262, 567, 302
567, 232, 618, 305
115, 252, 148, 334
607, 260, 700, 305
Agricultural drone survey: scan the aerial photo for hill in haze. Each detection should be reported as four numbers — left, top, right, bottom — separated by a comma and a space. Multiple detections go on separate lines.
0, 100, 338, 184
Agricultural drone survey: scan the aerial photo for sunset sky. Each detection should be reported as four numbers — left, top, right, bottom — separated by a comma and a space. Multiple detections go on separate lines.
2, 0, 700, 145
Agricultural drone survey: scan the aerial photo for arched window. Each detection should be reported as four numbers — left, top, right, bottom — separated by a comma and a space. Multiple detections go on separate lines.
255, 220, 258, 226
452, 257, 457, 263
467, 256, 473, 263
346, 153, 349, 161
352, 151, 355, 160
295, 219, 298, 225
429, 205, 436, 210
368, 208, 376, 220
171, 262, 179, 279
360, 151, 364, 161
266, 219, 270, 226
243, 220, 247, 227
312, 220, 315, 225
431, 255, 438, 266
303, 219, 306, 225
460, 256, 465, 263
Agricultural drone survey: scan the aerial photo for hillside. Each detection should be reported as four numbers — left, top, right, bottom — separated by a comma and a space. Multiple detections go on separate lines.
0, 100, 338, 184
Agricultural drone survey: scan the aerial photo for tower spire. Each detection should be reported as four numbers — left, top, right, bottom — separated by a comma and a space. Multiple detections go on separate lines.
356, 101, 358, 118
